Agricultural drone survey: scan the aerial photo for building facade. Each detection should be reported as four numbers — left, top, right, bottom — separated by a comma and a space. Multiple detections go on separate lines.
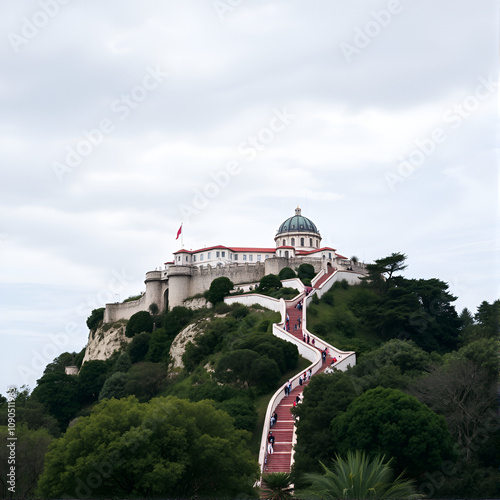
103, 207, 363, 323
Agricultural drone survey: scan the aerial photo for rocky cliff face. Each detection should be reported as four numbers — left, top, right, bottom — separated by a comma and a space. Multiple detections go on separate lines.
168, 322, 203, 374
82, 320, 132, 364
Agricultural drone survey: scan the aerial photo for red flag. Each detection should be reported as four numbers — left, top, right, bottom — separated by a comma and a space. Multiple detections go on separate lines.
176, 225, 182, 240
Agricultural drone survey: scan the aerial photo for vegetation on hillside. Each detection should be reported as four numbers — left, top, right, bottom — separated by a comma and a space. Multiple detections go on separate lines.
1, 253, 497, 498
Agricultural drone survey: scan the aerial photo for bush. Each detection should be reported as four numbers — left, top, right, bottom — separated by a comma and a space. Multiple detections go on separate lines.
205, 277, 234, 304
125, 311, 153, 338
323, 292, 334, 306
298, 263, 315, 280
74, 348, 86, 369
258, 274, 282, 292
214, 302, 231, 314
148, 302, 159, 315
99, 372, 127, 400
86, 308, 105, 331
278, 267, 296, 280
230, 305, 249, 319
128, 332, 151, 363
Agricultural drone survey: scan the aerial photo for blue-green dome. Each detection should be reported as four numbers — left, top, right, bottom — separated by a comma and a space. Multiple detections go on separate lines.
276, 207, 320, 235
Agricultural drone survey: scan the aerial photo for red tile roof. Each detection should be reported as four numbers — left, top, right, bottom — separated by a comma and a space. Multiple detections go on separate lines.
296, 246, 337, 255
173, 245, 276, 255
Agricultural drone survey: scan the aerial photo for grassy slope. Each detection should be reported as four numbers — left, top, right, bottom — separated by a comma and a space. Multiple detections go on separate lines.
306, 284, 383, 357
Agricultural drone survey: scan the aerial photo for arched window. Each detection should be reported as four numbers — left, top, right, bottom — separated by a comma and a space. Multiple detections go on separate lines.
283, 239, 286, 246
316, 240, 319, 248
291, 238, 295, 246
300, 237, 304, 246
310, 238, 313, 247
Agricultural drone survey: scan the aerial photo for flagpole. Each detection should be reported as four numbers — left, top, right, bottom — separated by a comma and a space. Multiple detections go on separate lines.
181, 223, 184, 249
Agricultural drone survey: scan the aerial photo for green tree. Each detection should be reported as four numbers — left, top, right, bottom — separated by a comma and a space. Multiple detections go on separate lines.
145, 327, 172, 363
474, 299, 500, 339
148, 302, 159, 316
331, 387, 455, 477
0, 387, 59, 436
293, 372, 358, 475
125, 311, 153, 338
297, 451, 422, 500
297, 263, 316, 280
86, 307, 105, 331
258, 274, 282, 292
0, 424, 53, 499
205, 276, 234, 304
409, 358, 497, 461
74, 347, 86, 369
128, 332, 151, 363
362, 252, 408, 296
42, 352, 75, 375
161, 306, 195, 337
124, 362, 167, 402
350, 339, 431, 391
113, 352, 132, 373
77, 359, 108, 405
37, 396, 259, 498
278, 267, 296, 280
261, 472, 294, 500
31, 372, 80, 430
99, 372, 128, 401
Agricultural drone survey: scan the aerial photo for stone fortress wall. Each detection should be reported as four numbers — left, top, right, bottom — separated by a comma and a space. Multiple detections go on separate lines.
103, 254, 357, 323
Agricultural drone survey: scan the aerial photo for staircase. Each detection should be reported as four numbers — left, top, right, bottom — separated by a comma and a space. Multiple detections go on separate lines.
263, 285, 335, 473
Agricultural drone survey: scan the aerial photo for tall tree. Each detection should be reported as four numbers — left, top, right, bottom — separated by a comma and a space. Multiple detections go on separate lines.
362, 252, 408, 295
37, 396, 259, 498
408, 358, 497, 461
331, 387, 455, 478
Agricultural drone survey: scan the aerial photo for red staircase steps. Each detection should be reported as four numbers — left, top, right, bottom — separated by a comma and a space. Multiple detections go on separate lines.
263, 285, 337, 474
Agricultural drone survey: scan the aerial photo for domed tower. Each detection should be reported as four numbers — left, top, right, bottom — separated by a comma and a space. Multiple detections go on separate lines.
275, 206, 322, 251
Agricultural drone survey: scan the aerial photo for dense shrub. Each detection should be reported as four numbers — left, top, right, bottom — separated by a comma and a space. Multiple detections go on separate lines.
205, 277, 234, 304
278, 267, 296, 280
125, 311, 153, 338
258, 274, 282, 292
128, 332, 151, 363
86, 308, 105, 331
298, 263, 315, 280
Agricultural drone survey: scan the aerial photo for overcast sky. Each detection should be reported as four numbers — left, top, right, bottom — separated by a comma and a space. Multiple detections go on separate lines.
1, 0, 498, 395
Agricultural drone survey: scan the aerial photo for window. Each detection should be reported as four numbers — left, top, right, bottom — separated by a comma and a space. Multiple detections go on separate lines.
243, 255, 247, 261
200, 254, 204, 261
234, 254, 238, 261
207, 252, 211, 259
283, 239, 286, 246
291, 238, 295, 246
300, 237, 304, 246
221, 251, 225, 257
249, 255, 253, 261
257, 255, 261, 261
265, 254, 269, 259
316, 240, 319, 248
310, 238, 313, 246
329, 253, 332, 259
193, 255, 196, 261
216, 251, 220, 258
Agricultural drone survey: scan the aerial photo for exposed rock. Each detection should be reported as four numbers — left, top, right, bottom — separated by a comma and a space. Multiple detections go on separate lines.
82, 320, 131, 364
168, 322, 202, 374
